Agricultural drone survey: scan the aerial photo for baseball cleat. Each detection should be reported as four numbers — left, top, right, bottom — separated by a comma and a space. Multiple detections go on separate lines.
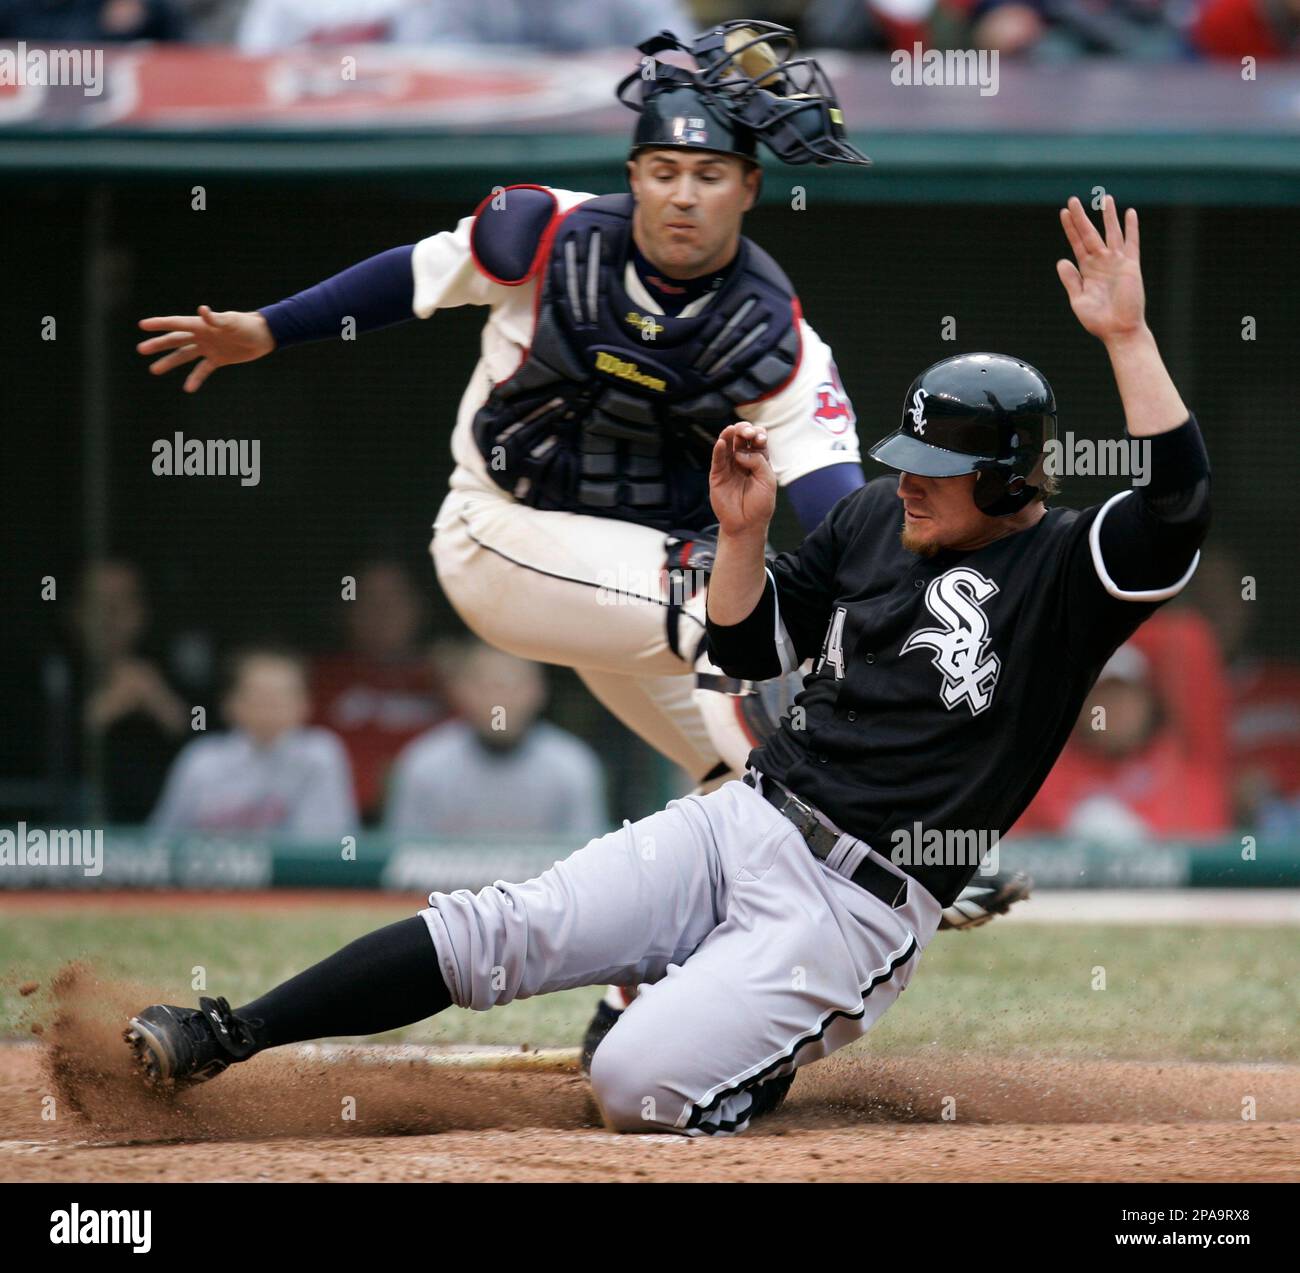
747, 1071, 795, 1122
579, 999, 622, 1075
123, 995, 261, 1088
939, 870, 1033, 931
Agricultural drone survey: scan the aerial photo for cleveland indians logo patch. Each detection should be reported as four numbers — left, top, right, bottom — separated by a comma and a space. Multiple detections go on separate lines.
812, 361, 855, 436
902, 567, 1001, 715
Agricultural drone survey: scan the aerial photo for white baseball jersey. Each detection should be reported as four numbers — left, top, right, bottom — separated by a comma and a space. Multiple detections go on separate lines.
150, 728, 358, 836
409, 187, 862, 499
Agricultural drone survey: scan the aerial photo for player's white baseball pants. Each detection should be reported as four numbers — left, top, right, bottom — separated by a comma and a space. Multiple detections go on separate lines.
418, 777, 942, 1136
432, 471, 740, 783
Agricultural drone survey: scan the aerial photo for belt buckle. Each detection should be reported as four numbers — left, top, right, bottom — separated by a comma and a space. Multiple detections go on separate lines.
782, 788, 816, 823
779, 790, 835, 861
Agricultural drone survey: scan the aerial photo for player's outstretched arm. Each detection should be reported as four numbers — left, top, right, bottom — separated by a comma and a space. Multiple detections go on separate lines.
1056, 194, 1188, 438
136, 305, 276, 394
707, 422, 777, 627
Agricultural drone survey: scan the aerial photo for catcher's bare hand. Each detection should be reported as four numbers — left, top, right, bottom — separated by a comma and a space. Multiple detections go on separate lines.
1056, 194, 1147, 345
710, 422, 777, 539
136, 306, 276, 394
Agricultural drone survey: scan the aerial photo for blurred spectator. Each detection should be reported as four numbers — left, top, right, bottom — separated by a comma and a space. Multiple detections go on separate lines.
387, 643, 607, 838
1016, 612, 1231, 840
0, 0, 187, 40
967, 0, 1050, 53
236, 0, 416, 52
151, 648, 357, 835
403, 0, 696, 50
236, 0, 691, 53
1190, 0, 1300, 59
804, 0, 1184, 57
399, 0, 692, 50
974, 0, 1182, 58
311, 560, 450, 824
42, 559, 190, 824
804, 0, 961, 50
1180, 548, 1300, 829
172, 0, 247, 43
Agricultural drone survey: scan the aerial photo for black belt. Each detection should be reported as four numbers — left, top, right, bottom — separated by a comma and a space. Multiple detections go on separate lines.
744, 773, 909, 911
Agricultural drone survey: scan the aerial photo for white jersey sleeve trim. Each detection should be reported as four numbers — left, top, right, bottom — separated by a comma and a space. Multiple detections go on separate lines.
767, 567, 800, 674
1087, 489, 1201, 602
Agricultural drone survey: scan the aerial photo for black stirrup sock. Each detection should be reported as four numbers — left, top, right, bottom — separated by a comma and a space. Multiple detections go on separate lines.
234, 916, 452, 1050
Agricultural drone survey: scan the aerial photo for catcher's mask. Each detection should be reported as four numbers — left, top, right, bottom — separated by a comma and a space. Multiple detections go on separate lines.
868, 353, 1058, 518
617, 20, 870, 168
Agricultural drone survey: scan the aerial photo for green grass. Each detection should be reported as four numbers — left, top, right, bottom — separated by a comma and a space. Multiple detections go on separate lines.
2, 903, 1297, 1061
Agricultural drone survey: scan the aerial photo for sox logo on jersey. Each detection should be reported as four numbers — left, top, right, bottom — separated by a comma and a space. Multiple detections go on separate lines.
902, 567, 1001, 715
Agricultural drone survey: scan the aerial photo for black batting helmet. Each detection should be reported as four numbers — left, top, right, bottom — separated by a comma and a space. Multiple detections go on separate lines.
868, 353, 1057, 517
617, 21, 870, 168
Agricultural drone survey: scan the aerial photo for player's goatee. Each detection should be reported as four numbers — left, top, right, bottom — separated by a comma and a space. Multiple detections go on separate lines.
900, 527, 941, 558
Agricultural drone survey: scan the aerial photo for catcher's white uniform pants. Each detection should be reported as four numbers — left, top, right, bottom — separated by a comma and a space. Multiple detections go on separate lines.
418, 778, 942, 1136
432, 471, 722, 780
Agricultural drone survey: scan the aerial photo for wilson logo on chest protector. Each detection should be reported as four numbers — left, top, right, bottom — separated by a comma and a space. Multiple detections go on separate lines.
902, 567, 1002, 715
593, 351, 667, 391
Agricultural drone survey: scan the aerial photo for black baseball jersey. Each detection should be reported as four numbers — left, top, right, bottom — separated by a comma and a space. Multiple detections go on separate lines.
706, 416, 1211, 906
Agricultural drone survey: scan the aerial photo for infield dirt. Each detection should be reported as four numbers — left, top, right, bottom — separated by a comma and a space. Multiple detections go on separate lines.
0, 963, 1296, 1183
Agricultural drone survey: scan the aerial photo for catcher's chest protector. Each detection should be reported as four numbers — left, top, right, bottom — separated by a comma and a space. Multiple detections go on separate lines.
472, 193, 801, 532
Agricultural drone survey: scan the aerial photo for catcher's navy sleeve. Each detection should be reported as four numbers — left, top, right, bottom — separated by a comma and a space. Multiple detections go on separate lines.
785, 462, 865, 533
706, 488, 861, 681
259, 245, 416, 348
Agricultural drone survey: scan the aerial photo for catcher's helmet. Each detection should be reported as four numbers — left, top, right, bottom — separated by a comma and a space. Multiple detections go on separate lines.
617, 21, 869, 168
868, 353, 1057, 517
628, 83, 759, 165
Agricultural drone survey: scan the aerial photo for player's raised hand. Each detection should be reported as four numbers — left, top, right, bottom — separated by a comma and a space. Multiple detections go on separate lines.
136, 306, 276, 393
1056, 195, 1146, 344
710, 422, 777, 537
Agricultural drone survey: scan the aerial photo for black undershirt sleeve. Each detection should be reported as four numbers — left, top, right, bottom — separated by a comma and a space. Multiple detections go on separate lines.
706, 488, 859, 681
705, 575, 785, 682
1057, 414, 1211, 662
1093, 414, 1211, 595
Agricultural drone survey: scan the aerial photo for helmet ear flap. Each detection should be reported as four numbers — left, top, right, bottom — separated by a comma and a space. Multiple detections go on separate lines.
972, 467, 1007, 514
974, 466, 1034, 517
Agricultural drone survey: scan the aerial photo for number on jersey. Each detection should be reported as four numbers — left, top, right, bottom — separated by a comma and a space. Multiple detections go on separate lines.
817, 606, 847, 680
